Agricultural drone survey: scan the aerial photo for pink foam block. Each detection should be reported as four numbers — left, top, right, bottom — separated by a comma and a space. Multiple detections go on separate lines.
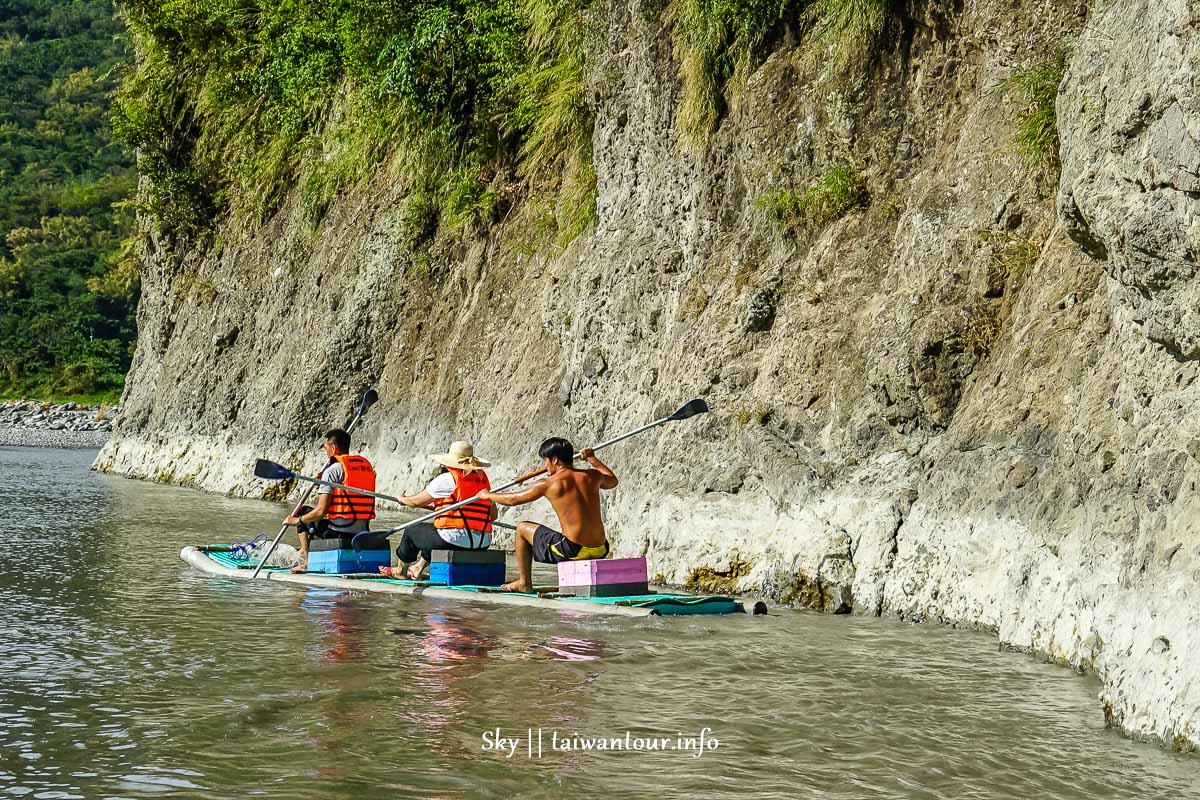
557, 557, 648, 586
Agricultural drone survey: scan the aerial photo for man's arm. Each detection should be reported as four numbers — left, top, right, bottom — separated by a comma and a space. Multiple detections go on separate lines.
398, 490, 436, 509
284, 492, 331, 525
480, 479, 551, 507
580, 448, 618, 489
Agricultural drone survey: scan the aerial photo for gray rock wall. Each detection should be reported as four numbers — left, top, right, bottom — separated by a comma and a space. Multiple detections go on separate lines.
97, 0, 1200, 750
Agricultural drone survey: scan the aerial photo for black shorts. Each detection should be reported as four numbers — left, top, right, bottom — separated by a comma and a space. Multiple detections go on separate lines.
531, 525, 610, 564
296, 506, 376, 547
393, 522, 486, 563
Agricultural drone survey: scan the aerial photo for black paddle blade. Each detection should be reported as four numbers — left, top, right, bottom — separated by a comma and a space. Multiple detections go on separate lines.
359, 387, 379, 413
253, 459, 295, 481
668, 398, 709, 421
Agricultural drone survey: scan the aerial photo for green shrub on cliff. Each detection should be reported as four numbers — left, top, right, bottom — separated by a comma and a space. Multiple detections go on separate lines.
1008, 55, 1066, 176
758, 162, 866, 234
116, 0, 598, 246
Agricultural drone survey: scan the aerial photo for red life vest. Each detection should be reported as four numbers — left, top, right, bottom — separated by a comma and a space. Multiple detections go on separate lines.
433, 467, 493, 533
326, 453, 376, 521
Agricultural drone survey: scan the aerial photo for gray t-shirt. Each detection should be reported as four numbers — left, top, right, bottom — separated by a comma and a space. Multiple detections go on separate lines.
319, 462, 368, 533
318, 462, 345, 494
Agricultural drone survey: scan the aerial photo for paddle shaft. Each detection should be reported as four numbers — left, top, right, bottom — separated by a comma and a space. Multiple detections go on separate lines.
273, 469, 518, 550
251, 404, 372, 578
278, 471, 409, 506
262, 466, 518, 534
377, 408, 689, 536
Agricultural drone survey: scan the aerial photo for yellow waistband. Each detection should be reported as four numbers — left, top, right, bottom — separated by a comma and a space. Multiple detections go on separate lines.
552, 540, 610, 561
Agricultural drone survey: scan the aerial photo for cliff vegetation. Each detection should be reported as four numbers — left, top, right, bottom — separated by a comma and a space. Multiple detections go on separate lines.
115, 0, 599, 245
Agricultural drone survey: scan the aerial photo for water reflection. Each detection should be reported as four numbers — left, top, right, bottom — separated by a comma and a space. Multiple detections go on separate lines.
300, 589, 372, 664
419, 609, 499, 666
536, 636, 604, 662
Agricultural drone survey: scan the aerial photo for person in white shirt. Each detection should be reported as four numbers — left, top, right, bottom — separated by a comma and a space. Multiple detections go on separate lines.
381, 440, 497, 580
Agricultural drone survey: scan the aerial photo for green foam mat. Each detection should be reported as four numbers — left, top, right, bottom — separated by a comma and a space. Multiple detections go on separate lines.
206, 549, 282, 571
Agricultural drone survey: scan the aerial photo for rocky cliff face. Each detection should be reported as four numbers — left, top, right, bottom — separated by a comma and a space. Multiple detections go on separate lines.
97, 0, 1200, 751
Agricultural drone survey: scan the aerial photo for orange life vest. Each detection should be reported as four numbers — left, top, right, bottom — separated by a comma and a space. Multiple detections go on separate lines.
326, 453, 376, 521
433, 467, 493, 533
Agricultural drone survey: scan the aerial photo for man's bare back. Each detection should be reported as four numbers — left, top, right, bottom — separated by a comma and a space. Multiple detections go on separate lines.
540, 466, 608, 548
480, 439, 619, 592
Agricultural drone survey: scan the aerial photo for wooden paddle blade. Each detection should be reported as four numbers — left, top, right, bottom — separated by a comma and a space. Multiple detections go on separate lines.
669, 398, 709, 421
253, 459, 294, 480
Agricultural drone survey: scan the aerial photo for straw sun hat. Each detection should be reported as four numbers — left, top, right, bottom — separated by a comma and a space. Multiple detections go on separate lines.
430, 440, 491, 471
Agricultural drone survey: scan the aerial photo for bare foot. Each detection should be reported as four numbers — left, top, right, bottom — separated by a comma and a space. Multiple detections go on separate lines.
290, 551, 308, 573
406, 558, 427, 581
499, 580, 531, 593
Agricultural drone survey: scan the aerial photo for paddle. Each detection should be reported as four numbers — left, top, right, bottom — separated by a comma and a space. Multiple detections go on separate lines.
250, 387, 380, 578
254, 458, 411, 506
253, 399, 708, 547
370, 398, 710, 537
253, 460, 519, 535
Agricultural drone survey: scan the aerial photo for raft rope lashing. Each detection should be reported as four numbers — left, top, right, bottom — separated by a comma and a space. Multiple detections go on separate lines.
230, 534, 269, 561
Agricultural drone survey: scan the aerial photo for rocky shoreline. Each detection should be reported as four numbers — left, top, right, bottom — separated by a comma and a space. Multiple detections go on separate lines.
0, 401, 116, 449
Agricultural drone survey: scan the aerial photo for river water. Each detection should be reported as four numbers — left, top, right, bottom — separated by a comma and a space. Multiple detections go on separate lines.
1, 446, 1196, 799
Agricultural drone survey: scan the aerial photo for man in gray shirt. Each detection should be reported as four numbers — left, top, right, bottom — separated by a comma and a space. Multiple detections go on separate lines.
283, 428, 376, 571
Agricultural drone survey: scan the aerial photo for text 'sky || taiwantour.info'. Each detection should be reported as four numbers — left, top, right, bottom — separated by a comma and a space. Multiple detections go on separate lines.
481, 728, 720, 758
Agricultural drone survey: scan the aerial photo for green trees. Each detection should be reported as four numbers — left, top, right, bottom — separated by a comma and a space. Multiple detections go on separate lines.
115, 0, 597, 241
3, 0, 607, 401
0, 0, 136, 401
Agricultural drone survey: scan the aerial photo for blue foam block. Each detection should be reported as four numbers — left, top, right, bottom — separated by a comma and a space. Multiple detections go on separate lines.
307, 548, 390, 574
429, 561, 506, 586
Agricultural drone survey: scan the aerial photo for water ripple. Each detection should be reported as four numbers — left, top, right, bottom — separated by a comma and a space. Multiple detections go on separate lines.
0, 447, 1196, 798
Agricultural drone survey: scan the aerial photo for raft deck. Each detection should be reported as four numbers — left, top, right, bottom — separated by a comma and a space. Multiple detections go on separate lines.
181, 546, 746, 617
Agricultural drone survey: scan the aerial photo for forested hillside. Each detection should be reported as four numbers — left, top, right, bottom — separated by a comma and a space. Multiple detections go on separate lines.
0, 0, 136, 401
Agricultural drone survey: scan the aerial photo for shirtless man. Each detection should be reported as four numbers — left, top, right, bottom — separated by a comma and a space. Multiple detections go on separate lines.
479, 437, 618, 593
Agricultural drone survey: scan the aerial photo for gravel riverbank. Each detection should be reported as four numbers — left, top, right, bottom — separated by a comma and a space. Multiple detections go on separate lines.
0, 401, 116, 449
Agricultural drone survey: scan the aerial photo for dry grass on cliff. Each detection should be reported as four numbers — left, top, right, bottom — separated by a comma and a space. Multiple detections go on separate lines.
667, 0, 896, 146
513, 0, 598, 244
666, 0, 806, 147
979, 229, 1041, 290
807, 0, 892, 66
666, 0, 727, 146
